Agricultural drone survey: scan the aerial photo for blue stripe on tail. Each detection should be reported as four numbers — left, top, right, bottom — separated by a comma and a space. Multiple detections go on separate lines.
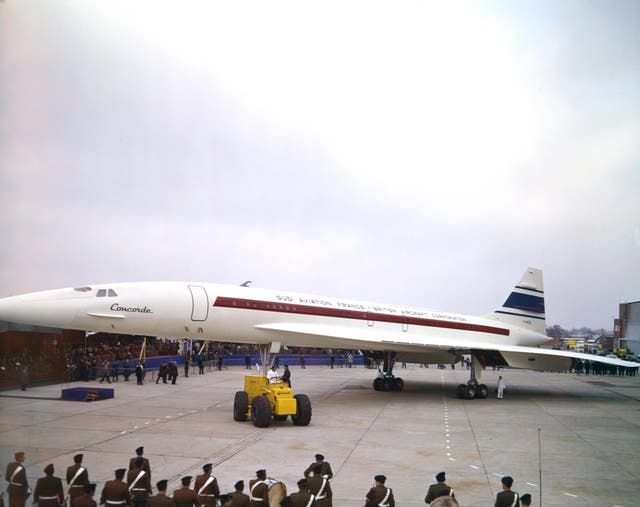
503, 291, 545, 314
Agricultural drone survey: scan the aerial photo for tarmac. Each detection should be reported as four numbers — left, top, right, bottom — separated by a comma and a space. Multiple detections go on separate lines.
1, 364, 639, 507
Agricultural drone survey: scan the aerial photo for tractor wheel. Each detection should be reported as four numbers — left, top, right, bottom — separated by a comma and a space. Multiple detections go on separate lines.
476, 384, 489, 399
233, 391, 249, 421
292, 394, 312, 426
251, 395, 272, 427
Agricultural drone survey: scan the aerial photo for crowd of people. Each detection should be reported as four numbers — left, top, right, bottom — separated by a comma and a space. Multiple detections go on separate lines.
5, 448, 536, 507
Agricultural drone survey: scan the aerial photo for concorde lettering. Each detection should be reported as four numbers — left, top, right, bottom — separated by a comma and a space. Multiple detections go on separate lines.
0, 267, 636, 399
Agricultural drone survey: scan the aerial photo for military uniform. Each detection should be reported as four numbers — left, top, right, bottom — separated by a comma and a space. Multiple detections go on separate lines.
306, 476, 331, 507
228, 491, 250, 507
100, 477, 131, 507
286, 490, 313, 507
303, 462, 332, 480
172, 487, 197, 507
5, 458, 30, 507
425, 483, 454, 504
73, 492, 97, 507
194, 472, 219, 507
34, 467, 64, 507
147, 495, 175, 507
495, 490, 519, 507
367, 484, 394, 507
67, 460, 90, 507
127, 467, 151, 507
247, 479, 268, 507
128, 456, 151, 479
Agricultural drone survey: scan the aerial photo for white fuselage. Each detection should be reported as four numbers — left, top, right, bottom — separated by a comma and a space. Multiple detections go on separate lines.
0, 282, 549, 351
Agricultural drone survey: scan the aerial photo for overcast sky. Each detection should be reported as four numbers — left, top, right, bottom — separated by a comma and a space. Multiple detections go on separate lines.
1, 1, 638, 329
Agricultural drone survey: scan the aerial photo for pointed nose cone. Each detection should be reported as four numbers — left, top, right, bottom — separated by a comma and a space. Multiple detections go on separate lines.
0, 295, 26, 325
0, 289, 77, 329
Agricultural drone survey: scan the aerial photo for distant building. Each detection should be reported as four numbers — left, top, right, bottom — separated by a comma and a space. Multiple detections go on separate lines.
615, 301, 640, 355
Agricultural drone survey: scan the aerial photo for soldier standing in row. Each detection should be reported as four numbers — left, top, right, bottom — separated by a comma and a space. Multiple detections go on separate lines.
5, 451, 30, 507
74, 484, 97, 507
67, 454, 90, 507
156, 363, 167, 384
135, 362, 144, 385
248, 470, 268, 507
172, 477, 197, 507
307, 465, 331, 507
127, 459, 151, 507
425, 472, 455, 504
495, 476, 519, 507
147, 480, 175, 507
100, 469, 130, 507
367, 475, 394, 507
128, 448, 151, 481
194, 464, 219, 507
303, 454, 332, 480
285, 479, 313, 507
169, 362, 178, 384
33, 464, 64, 507
228, 481, 250, 507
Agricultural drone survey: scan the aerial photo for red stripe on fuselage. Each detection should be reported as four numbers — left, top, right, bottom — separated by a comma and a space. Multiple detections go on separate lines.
213, 296, 510, 336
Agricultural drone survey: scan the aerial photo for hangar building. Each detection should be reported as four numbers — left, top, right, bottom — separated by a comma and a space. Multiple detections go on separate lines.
615, 300, 640, 355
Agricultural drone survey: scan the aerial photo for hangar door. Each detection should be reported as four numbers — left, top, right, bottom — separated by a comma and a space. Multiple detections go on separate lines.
188, 285, 209, 321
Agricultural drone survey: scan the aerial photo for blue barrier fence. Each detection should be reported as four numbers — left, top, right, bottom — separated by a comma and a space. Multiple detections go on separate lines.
143, 353, 366, 369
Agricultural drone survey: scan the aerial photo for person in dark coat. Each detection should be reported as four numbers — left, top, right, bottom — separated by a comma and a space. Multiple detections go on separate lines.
281, 365, 291, 388
307, 465, 332, 507
172, 477, 197, 507
100, 469, 130, 507
194, 464, 219, 507
128, 448, 151, 479
156, 363, 167, 384
169, 362, 178, 384
248, 470, 268, 507
147, 480, 175, 507
127, 459, 151, 507
494, 476, 519, 507
425, 472, 455, 504
34, 464, 64, 507
135, 362, 144, 385
74, 484, 97, 507
303, 455, 333, 480
5, 451, 30, 507
67, 454, 90, 507
366, 475, 394, 507
284, 479, 312, 507
228, 481, 250, 507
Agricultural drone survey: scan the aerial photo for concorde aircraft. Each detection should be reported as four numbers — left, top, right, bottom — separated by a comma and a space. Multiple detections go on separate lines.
0, 268, 636, 399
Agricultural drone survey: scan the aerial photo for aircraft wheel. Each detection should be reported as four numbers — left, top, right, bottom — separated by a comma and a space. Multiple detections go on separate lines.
465, 385, 476, 400
456, 384, 466, 398
292, 394, 312, 426
476, 384, 489, 399
251, 395, 272, 427
380, 378, 391, 391
392, 377, 404, 391
373, 378, 383, 391
233, 391, 249, 421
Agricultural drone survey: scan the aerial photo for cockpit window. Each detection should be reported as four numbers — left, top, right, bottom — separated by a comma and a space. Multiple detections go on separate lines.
97, 289, 107, 297
108, 289, 118, 297
74, 287, 92, 292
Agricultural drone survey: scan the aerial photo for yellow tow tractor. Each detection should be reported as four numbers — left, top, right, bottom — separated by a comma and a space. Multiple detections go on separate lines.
233, 375, 312, 427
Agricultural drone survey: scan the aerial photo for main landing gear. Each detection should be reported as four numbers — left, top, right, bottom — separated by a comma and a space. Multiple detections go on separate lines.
456, 353, 489, 399
372, 351, 404, 392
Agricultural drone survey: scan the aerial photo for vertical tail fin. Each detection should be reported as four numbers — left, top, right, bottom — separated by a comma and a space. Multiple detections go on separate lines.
486, 267, 546, 334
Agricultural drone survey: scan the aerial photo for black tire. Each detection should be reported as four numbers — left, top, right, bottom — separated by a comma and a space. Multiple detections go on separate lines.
392, 377, 404, 391
251, 395, 272, 427
233, 391, 249, 421
456, 384, 466, 398
373, 378, 383, 391
465, 385, 476, 400
292, 394, 312, 426
380, 378, 391, 391
476, 384, 489, 399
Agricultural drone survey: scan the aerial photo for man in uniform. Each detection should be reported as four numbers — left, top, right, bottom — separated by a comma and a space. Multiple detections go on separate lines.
33, 464, 64, 507
367, 475, 394, 507
135, 362, 144, 385
128, 448, 151, 480
281, 365, 291, 388
494, 476, 519, 507
303, 455, 332, 480
156, 363, 167, 384
100, 469, 130, 507
519, 493, 531, 506
5, 451, 30, 507
194, 464, 219, 507
284, 479, 312, 507
425, 472, 455, 504
172, 477, 197, 507
67, 454, 90, 507
228, 481, 249, 507
248, 470, 269, 507
127, 459, 151, 507
74, 484, 97, 507
306, 465, 331, 507
147, 480, 175, 507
